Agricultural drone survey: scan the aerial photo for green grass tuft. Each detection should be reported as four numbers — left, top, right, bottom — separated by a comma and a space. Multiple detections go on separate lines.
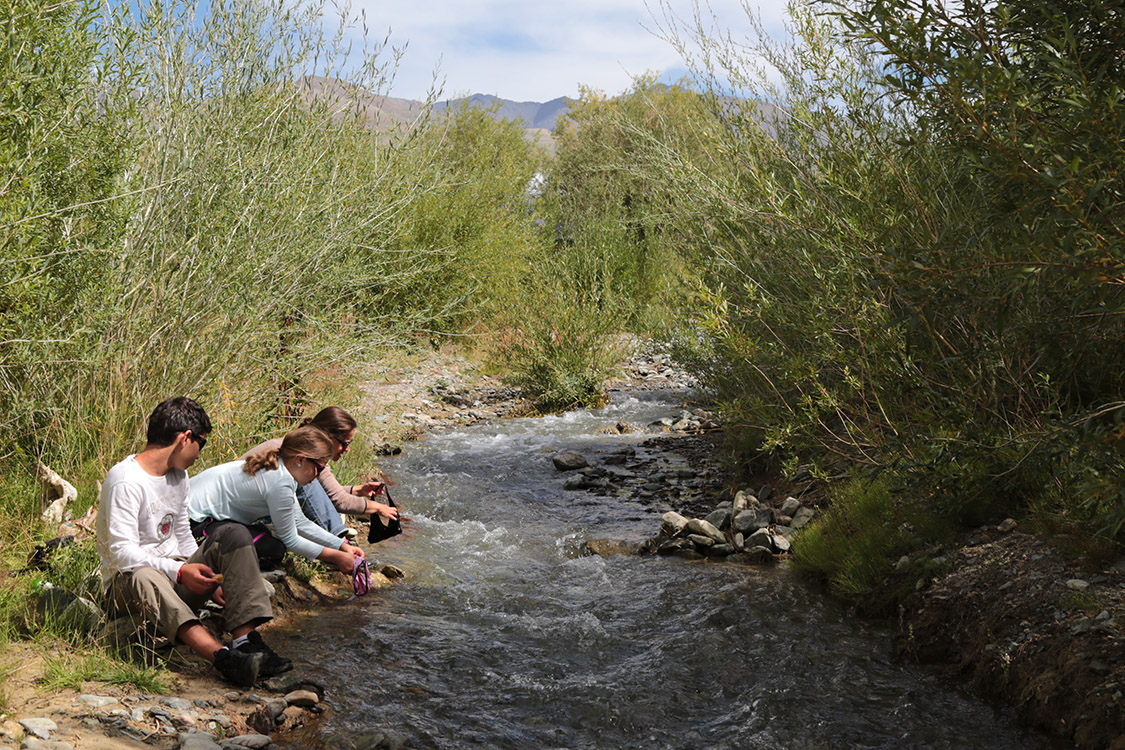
792, 477, 915, 599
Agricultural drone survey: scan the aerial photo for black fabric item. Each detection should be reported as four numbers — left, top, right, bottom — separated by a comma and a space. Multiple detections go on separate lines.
24, 535, 75, 572
367, 487, 403, 544
191, 518, 286, 570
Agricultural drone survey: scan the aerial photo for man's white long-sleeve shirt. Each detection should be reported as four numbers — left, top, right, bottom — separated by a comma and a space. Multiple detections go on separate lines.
95, 455, 198, 587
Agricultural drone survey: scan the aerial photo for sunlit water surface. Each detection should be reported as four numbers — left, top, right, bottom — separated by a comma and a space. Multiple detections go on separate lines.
275, 392, 1050, 750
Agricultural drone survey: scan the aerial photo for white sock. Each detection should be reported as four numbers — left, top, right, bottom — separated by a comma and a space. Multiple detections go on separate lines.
231, 634, 249, 649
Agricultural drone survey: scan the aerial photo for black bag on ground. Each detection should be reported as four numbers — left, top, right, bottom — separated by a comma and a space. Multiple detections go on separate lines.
368, 488, 402, 544
22, 535, 75, 573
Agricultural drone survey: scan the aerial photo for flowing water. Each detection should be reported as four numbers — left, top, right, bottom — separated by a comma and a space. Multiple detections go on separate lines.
275, 392, 1051, 750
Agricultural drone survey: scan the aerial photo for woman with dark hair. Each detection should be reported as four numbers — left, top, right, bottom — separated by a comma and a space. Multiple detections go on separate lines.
242, 407, 397, 536
187, 426, 365, 676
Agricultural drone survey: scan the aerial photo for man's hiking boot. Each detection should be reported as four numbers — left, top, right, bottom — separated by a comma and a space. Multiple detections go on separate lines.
236, 630, 293, 677
214, 647, 262, 687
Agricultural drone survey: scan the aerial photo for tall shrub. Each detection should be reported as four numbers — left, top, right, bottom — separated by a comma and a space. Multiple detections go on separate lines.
653, 0, 1124, 537
384, 101, 542, 331
652, 1, 945, 469
0, 0, 134, 464
831, 0, 1125, 532
541, 77, 715, 325
0, 0, 492, 518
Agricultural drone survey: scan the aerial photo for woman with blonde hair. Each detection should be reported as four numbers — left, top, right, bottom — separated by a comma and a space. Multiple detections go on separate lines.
187, 426, 365, 676
242, 406, 397, 537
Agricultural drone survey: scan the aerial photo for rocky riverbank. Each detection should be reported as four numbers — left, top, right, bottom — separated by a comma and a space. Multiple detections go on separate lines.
0, 560, 406, 750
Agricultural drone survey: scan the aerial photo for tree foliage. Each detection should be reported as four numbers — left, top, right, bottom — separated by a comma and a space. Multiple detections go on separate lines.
652, 0, 1125, 538
0, 0, 545, 510
541, 76, 716, 323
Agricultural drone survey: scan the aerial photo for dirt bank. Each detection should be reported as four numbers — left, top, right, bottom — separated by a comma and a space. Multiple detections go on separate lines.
895, 531, 1124, 749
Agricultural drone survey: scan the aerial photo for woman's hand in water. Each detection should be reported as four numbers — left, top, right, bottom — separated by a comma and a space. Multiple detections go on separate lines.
319, 544, 362, 572
341, 541, 365, 559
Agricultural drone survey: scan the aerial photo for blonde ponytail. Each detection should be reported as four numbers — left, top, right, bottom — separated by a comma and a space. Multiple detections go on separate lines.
242, 425, 334, 477
242, 448, 281, 476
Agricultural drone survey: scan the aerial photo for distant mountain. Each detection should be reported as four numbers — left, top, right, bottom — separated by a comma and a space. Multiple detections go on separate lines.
300, 77, 568, 154
299, 76, 426, 130
299, 76, 779, 163
434, 94, 572, 131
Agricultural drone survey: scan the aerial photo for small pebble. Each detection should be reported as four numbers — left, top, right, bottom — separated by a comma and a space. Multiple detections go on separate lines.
18, 718, 57, 740
19, 738, 74, 750
283, 690, 319, 707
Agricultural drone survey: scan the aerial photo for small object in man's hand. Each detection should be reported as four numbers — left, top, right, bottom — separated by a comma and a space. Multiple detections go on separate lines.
212, 574, 224, 585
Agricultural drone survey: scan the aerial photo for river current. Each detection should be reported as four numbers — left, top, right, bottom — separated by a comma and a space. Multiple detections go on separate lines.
275, 391, 1050, 750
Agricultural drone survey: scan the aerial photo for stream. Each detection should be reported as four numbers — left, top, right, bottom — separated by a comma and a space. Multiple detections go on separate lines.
275, 390, 1051, 750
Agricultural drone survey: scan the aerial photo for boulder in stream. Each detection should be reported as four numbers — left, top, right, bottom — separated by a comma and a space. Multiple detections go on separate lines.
732, 546, 775, 565
552, 451, 589, 471
685, 518, 725, 543
585, 539, 642, 557
688, 533, 716, 548
661, 511, 689, 536
705, 508, 731, 531
791, 507, 816, 529
746, 528, 774, 550
779, 496, 802, 517
657, 538, 694, 555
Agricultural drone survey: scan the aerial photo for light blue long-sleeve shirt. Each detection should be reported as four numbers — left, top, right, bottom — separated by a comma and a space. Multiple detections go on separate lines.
187, 459, 343, 560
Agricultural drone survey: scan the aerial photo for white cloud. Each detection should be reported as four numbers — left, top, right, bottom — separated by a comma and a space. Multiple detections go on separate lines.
340, 0, 790, 101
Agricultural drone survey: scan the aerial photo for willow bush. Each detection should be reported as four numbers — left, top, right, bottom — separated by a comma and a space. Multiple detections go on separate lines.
832, 0, 1125, 536
382, 101, 543, 332
0, 0, 545, 533
492, 78, 720, 409
651, 0, 943, 471
0, 0, 135, 472
495, 277, 626, 413
540, 77, 715, 327
649, 0, 1123, 544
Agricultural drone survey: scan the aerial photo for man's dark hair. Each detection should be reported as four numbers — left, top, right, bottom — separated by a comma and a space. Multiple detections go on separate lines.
146, 397, 211, 447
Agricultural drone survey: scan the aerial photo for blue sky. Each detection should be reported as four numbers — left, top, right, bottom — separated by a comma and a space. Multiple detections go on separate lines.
343, 0, 791, 102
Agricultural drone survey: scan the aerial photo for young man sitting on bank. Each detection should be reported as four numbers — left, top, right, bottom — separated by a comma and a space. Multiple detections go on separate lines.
96, 397, 291, 686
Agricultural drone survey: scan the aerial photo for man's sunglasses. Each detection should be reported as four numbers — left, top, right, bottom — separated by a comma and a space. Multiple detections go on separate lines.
189, 432, 208, 449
